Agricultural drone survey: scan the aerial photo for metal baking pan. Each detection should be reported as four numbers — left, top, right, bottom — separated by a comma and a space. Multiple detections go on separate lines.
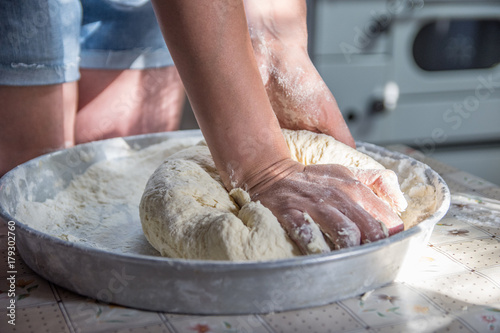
0, 130, 450, 314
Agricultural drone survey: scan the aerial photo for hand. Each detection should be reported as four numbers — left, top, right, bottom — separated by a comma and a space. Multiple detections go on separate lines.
245, 0, 355, 148
246, 159, 405, 254
348, 168, 408, 215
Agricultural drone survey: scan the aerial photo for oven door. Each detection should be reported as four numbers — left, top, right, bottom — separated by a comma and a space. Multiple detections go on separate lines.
382, 1, 500, 148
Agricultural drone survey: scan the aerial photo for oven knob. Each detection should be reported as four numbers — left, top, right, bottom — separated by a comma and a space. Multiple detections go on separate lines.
371, 81, 400, 114
383, 81, 400, 111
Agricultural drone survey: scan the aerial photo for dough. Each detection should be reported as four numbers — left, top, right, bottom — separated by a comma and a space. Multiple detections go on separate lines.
140, 145, 300, 260
139, 129, 407, 261
283, 129, 385, 169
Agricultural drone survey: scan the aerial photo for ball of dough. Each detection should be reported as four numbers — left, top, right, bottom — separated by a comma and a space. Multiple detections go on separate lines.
139, 130, 404, 261
139, 144, 300, 261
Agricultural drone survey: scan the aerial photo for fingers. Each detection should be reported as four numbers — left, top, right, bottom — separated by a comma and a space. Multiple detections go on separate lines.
354, 195, 405, 236
281, 195, 384, 253
305, 164, 395, 242
275, 191, 386, 252
348, 168, 406, 235
306, 205, 361, 250
280, 209, 331, 255
252, 162, 405, 256
325, 194, 390, 243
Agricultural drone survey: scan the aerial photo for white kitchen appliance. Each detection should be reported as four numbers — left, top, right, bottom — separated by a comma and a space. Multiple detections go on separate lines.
307, 0, 500, 184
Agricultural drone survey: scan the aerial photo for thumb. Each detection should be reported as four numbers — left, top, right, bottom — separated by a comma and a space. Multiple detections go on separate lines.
314, 87, 356, 148
349, 168, 408, 215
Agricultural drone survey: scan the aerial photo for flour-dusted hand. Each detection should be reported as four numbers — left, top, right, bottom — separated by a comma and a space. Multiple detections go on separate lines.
349, 168, 408, 216
241, 1, 399, 251
247, 160, 405, 254
244, 0, 355, 148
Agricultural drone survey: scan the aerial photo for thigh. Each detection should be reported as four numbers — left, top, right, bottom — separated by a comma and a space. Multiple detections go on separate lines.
76, 1, 184, 143
75, 67, 185, 144
0, 0, 81, 175
0, 83, 77, 176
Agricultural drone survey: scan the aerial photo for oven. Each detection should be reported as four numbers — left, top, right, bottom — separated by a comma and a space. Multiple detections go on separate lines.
307, 0, 500, 184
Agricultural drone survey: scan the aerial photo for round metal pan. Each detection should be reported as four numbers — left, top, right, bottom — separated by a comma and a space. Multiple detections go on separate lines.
0, 130, 450, 314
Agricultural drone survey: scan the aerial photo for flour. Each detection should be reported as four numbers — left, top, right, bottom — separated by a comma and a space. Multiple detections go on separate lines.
14, 136, 201, 256
450, 193, 500, 227
13, 131, 440, 261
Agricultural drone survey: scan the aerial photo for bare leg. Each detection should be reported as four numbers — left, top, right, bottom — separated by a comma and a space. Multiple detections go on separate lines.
0, 83, 77, 176
75, 66, 185, 144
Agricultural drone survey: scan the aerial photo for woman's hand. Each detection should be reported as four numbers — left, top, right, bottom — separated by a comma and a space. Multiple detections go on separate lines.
246, 159, 405, 254
244, 0, 355, 148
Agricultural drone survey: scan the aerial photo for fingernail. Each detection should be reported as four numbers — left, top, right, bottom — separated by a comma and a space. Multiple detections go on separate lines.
377, 220, 389, 237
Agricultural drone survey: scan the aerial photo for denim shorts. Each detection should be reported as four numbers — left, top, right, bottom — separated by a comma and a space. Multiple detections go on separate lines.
0, 0, 174, 86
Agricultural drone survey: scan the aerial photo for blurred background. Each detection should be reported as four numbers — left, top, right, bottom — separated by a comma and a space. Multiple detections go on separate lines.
180, 0, 500, 185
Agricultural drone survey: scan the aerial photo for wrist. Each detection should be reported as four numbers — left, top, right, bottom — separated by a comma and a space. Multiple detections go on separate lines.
240, 158, 304, 199
244, 0, 308, 50
206, 120, 293, 193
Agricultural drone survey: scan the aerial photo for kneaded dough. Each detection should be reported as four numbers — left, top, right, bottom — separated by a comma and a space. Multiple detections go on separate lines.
140, 144, 300, 261
283, 129, 384, 170
139, 130, 403, 261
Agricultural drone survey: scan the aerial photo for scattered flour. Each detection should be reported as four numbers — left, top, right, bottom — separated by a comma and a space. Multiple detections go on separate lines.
14, 136, 200, 256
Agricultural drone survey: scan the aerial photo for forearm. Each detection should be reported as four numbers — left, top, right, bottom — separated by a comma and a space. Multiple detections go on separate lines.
151, 0, 293, 190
